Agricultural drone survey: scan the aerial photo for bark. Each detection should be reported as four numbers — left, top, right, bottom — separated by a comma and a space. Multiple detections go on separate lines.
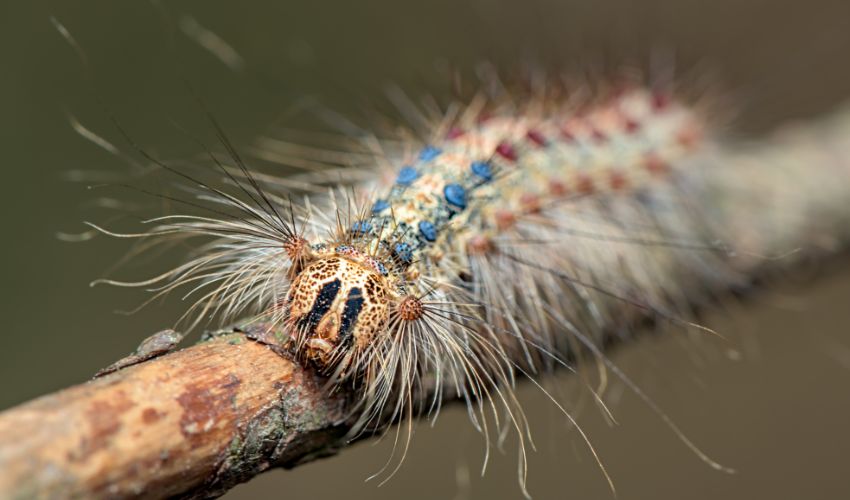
0, 329, 355, 499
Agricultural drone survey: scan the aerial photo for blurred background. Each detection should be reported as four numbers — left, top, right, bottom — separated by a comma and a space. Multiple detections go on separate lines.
2, 0, 850, 498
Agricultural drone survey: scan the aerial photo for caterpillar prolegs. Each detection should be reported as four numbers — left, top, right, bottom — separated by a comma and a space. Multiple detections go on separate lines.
89, 79, 850, 495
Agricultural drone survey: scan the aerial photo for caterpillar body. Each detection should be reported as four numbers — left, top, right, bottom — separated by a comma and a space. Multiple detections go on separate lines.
283, 87, 712, 434
89, 75, 850, 496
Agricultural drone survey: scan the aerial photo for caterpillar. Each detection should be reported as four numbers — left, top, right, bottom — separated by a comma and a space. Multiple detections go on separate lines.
75, 53, 850, 495
20, 0, 847, 495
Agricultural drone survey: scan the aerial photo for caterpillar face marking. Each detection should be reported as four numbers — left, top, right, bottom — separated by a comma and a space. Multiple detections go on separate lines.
288, 255, 392, 365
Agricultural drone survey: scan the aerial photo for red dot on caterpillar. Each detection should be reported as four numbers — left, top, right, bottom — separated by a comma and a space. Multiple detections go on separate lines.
624, 117, 641, 134
548, 178, 569, 196
519, 192, 542, 213
283, 237, 310, 261
575, 173, 596, 195
446, 126, 465, 140
591, 128, 608, 143
652, 90, 671, 111
495, 141, 518, 162
396, 295, 424, 321
644, 153, 670, 176
466, 234, 495, 255
494, 208, 517, 230
526, 129, 548, 147
677, 124, 703, 149
477, 110, 494, 124
609, 171, 629, 191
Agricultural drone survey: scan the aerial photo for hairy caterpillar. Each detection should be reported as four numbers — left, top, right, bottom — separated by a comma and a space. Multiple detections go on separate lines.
50, 7, 850, 489
0, 0, 828, 497
78, 65, 850, 496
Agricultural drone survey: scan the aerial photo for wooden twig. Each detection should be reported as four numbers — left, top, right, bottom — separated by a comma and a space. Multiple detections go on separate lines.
0, 330, 355, 499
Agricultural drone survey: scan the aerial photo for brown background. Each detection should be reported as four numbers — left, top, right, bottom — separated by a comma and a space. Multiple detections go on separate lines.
2, 1, 850, 498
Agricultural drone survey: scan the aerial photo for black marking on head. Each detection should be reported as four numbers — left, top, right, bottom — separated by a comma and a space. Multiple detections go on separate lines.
338, 287, 365, 347
298, 278, 341, 333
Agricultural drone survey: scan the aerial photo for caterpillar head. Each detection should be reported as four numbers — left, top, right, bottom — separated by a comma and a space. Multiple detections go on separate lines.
287, 255, 391, 368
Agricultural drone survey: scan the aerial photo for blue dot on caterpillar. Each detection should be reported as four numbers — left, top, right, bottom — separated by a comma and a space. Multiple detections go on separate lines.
418, 220, 437, 242
395, 166, 419, 185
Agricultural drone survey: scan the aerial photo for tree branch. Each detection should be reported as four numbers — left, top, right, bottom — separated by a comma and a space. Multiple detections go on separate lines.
0, 330, 355, 499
